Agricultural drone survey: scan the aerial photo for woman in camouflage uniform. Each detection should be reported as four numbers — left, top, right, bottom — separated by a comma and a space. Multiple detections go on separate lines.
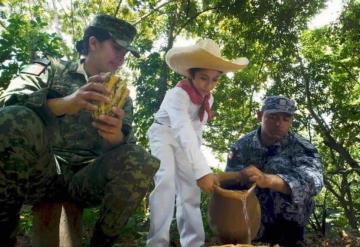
0, 14, 159, 246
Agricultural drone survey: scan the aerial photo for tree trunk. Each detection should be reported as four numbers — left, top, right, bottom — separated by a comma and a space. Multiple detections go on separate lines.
156, 7, 177, 109
341, 175, 358, 229
296, 51, 360, 175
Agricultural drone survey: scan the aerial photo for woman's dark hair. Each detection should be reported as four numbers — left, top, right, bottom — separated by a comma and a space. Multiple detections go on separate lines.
188, 68, 203, 78
75, 26, 112, 55
188, 68, 222, 78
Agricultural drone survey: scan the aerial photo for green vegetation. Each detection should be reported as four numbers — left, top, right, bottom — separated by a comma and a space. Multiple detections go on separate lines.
1, 0, 359, 245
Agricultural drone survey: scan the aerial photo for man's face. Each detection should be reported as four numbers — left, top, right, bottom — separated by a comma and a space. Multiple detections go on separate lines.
257, 111, 293, 144
90, 38, 128, 73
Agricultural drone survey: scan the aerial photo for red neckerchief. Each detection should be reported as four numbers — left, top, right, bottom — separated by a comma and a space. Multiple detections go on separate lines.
176, 79, 214, 121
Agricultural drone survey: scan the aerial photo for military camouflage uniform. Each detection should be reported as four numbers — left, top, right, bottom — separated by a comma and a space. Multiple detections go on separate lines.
226, 128, 323, 246
226, 95, 323, 246
0, 57, 159, 246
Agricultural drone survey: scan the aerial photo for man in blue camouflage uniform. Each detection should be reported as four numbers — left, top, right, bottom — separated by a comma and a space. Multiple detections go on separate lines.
0, 14, 159, 246
226, 96, 323, 247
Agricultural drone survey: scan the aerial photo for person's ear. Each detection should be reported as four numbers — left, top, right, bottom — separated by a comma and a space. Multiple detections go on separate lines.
88, 36, 98, 52
256, 111, 263, 122
290, 116, 294, 125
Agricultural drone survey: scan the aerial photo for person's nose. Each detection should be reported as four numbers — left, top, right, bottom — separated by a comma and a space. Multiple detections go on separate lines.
116, 54, 125, 66
274, 118, 282, 127
117, 49, 127, 61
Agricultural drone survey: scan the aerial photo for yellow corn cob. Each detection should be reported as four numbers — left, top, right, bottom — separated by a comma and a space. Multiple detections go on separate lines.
92, 73, 129, 118
113, 81, 129, 109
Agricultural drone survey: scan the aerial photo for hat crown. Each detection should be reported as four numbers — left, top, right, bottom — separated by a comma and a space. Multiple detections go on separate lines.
90, 14, 137, 43
261, 96, 296, 115
165, 38, 249, 77
88, 14, 139, 57
197, 39, 221, 57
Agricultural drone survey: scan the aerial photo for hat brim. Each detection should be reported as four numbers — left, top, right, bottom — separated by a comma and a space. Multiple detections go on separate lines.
165, 46, 249, 77
263, 109, 294, 115
111, 36, 140, 58
124, 45, 140, 58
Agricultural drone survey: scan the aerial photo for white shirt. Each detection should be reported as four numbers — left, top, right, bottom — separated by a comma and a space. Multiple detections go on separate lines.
153, 87, 213, 179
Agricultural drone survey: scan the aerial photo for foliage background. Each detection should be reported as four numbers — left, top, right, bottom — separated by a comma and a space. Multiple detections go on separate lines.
1, 0, 359, 245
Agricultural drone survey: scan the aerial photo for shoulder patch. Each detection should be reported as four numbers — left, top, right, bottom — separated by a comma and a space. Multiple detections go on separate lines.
295, 133, 316, 151
21, 57, 51, 76
228, 150, 234, 160
33, 57, 51, 66
21, 63, 47, 76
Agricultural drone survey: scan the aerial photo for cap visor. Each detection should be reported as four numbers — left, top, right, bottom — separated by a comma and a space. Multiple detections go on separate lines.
263, 109, 294, 115
127, 46, 140, 58
112, 37, 140, 58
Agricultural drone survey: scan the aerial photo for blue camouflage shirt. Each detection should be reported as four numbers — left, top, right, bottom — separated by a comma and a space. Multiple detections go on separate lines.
226, 127, 323, 227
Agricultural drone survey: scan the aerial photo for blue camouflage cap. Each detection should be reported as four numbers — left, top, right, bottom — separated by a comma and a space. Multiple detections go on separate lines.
261, 96, 296, 115
89, 14, 139, 57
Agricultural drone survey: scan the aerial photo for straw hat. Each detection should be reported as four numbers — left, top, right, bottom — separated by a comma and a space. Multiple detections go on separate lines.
165, 39, 249, 77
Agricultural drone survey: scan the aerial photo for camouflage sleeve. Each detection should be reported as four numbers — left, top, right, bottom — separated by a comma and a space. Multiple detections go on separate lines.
277, 144, 324, 205
225, 141, 248, 172
121, 96, 136, 143
0, 61, 59, 127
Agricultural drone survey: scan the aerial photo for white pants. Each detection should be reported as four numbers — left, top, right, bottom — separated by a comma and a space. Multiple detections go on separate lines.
146, 124, 204, 247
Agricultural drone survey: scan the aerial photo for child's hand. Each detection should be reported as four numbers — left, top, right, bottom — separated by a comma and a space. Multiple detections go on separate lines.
196, 173, 218, 193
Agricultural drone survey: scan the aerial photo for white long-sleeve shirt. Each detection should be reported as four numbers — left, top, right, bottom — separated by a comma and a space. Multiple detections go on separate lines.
152, 87, 213, 179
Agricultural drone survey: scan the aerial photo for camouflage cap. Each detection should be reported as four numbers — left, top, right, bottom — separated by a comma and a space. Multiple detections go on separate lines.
261, 96, 296, 115
89, 14, 139, 57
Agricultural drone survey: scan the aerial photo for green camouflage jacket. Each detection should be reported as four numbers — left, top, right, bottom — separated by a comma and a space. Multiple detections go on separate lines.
0, 57, 135, 166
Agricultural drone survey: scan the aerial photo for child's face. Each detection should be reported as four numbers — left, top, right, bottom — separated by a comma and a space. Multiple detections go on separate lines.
191, 69, 222, 96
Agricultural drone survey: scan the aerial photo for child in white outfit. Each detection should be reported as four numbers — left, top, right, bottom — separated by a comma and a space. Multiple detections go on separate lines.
146, 39, 249, 247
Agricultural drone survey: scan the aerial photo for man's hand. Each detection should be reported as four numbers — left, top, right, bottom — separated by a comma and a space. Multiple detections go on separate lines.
197, 173, 218, 193
48, 74, 110, 116
92, 106, 125, 145
240, 165, 291, 194
240, 165, 270, 188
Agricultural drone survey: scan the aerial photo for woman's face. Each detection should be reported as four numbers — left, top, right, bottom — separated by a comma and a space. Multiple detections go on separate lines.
89, 38, 128, 73
190, 69, 222, 96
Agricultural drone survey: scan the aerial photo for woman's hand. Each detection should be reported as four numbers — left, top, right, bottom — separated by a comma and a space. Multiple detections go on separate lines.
92, 106, 125, 146
48, 74, 110, 116
197, 173, 218, 193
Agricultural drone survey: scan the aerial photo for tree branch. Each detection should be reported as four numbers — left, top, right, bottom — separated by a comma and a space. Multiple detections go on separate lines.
133, 1, 173, 25
155, 5, 178, 109
98, 0, 103, 12
27, 0, 33, 20
336, 61, 359, 84
324, 178, 341, 201
295, 49, 360, 175
56, 1, 69, 17
173, 7, 217, 37
114, 0, 123, 17
70, 0, 75, 37
0, 19, 6, 29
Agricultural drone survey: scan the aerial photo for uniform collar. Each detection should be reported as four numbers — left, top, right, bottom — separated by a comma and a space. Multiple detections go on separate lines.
66, 58, 89, 81
176, 79, 214, 121
75, 59, 89, 81
253, 127, 291, 150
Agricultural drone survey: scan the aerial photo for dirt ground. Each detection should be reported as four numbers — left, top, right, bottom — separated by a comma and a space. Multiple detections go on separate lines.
16, 231, 360, 247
